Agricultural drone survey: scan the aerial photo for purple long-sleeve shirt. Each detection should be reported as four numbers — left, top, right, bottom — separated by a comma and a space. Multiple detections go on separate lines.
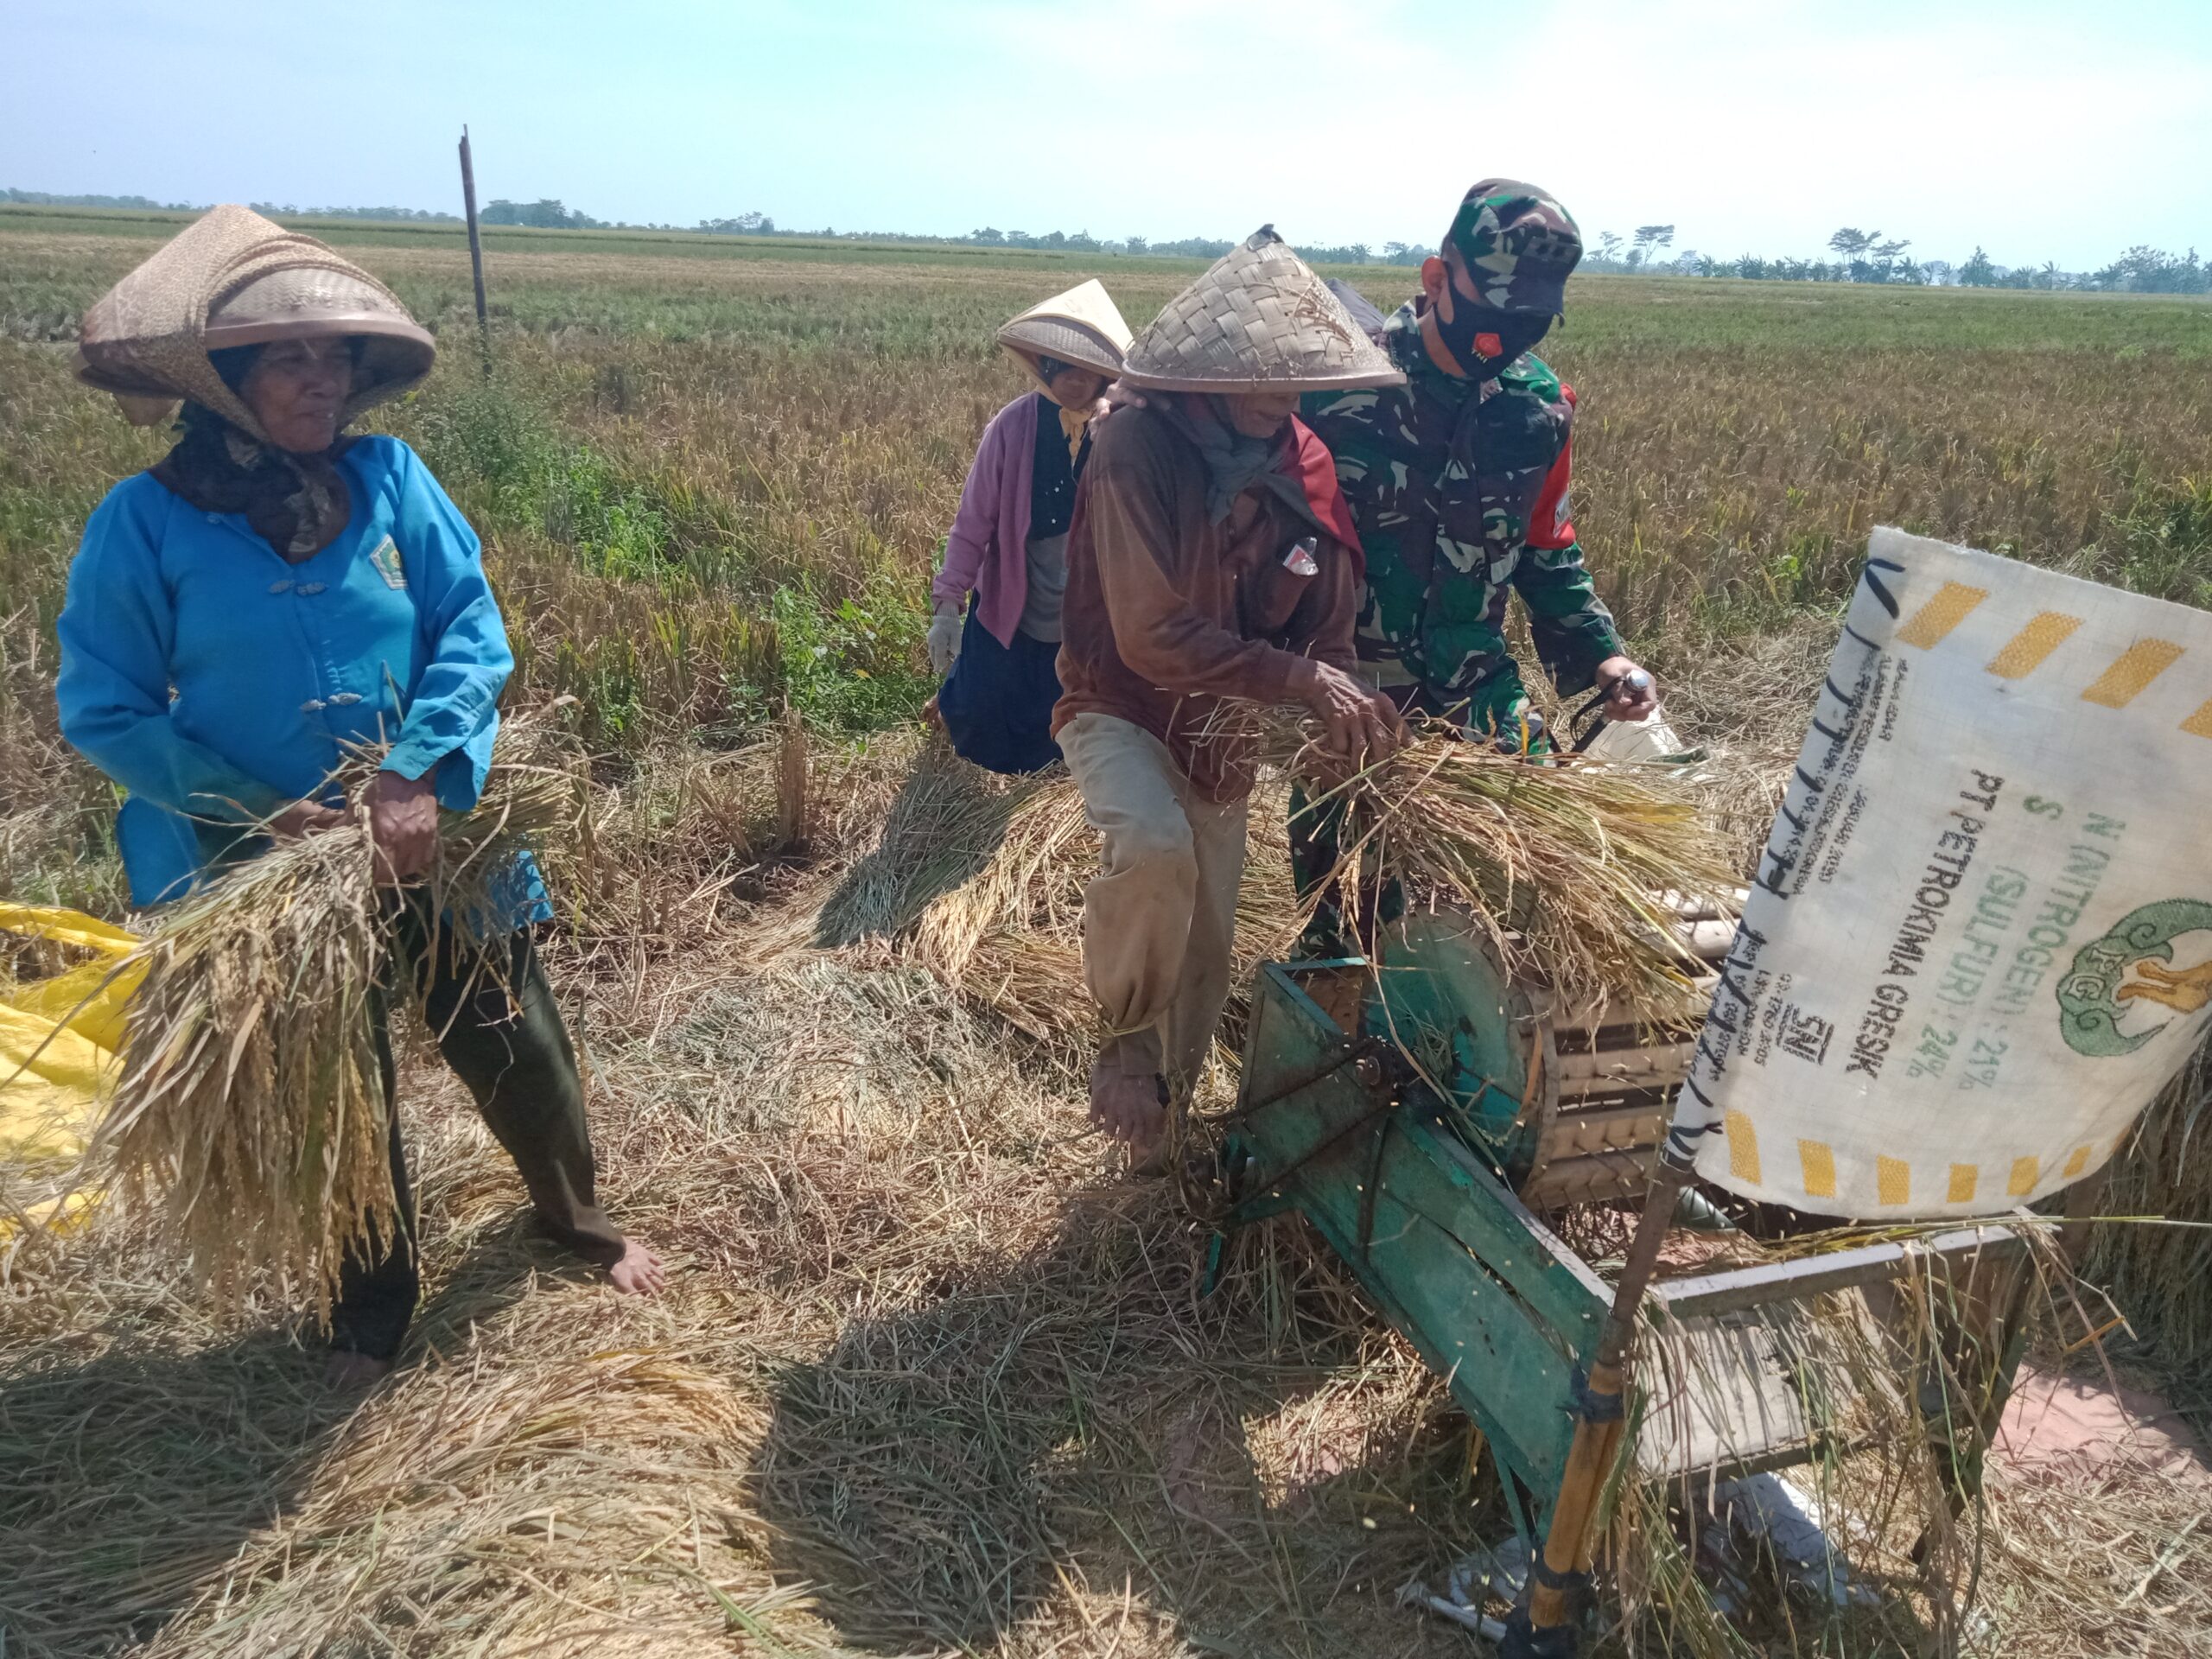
931, 392, 1041, 649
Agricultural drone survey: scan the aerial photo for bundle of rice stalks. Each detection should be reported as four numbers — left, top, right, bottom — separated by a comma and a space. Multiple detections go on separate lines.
89, 722, 585, 1320
812, 737, 1306, 1058
1259, 715, 1744, 1020
906, 780, 1093, 1046
811, 745, 1095, 1054
1676, 742, 1796, 880
816, 708, 1744, 1051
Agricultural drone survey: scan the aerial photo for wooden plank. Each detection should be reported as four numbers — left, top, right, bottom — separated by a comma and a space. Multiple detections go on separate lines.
1535, 1103, 1667, 1160
1234, 966, 1605, 1497
1637, 1310, 1815, 1478
1553, 1044, 1689, 1090
1291, 1145, 1581, 1495
1649, 1227, 2026, 1322
1520, 1151, 1655, 1211
1395, 1110, 1615, 1338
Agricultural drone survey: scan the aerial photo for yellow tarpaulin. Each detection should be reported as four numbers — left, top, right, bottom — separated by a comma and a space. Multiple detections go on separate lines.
0, 905, 140, 1243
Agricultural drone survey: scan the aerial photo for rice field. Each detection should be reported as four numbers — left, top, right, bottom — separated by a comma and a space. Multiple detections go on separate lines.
2, 208, 2209, 1658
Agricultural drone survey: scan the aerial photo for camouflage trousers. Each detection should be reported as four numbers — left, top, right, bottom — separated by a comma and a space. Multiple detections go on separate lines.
1290, 669, 1549, 956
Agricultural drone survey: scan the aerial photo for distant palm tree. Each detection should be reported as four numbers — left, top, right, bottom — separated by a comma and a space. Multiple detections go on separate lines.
1628, 225, 1674, 271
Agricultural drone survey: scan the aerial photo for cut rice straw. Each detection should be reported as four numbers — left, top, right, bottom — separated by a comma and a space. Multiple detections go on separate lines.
810, 735, 1304, 1062
1251, 709, 1745, 1021
813, 709, 1741, 1058
1599, 1217, 2115, 1657
86, 718, 585, 1323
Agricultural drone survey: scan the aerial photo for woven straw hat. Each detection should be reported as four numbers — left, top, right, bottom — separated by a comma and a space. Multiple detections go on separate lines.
1119, 227, 1403, 394
75, 204, 435, 435
997, 278, 1132, 395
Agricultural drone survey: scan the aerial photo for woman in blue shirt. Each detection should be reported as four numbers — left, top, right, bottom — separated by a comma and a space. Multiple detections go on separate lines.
60, 207, 664, 1383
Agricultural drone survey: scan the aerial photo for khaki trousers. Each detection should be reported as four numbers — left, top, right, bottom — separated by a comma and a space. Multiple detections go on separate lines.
1058, 712, 1249, 1094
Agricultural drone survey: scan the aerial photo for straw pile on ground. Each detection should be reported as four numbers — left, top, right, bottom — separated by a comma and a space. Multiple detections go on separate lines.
9, 909, 2202, 1658
5, 696, 2209, 1657
809, 734, 1302, 1067
89, 727, 584, 1319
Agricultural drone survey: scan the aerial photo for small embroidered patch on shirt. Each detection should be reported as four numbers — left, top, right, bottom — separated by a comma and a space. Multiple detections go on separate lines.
368, 536, 406, 590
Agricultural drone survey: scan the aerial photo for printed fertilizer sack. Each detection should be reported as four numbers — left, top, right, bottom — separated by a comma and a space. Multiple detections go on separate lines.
1669, 528, 2212, 1217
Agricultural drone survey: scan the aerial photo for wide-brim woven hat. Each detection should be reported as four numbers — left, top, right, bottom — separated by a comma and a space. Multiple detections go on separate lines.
1119, 227, 1403, 394
75, 204, 435, 435
997, 278, 1133, 394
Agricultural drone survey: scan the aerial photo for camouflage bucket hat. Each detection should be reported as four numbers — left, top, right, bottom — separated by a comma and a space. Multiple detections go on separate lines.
1119, 226, 1403, 393
1443, 179, 1583, 316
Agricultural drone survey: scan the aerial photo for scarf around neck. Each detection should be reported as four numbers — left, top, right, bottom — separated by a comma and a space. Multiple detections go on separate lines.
149, 404, 355, 560
1055, 402, 1093, 462
1154, 393, 1316, 528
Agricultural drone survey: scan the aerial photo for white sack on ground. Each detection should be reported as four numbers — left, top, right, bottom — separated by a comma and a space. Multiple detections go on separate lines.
1669, 527, 2212, 1217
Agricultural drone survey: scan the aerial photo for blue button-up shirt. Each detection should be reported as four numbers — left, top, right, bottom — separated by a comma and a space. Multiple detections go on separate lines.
57, 435, 548, 917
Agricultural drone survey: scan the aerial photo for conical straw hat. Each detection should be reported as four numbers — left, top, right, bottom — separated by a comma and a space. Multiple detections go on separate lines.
75, 204, 435, 438
1119, 227, 1404, 394
997, 278, 1132, 394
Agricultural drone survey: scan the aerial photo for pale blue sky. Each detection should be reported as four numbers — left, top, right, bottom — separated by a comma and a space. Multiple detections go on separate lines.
6, 0, 2208, 268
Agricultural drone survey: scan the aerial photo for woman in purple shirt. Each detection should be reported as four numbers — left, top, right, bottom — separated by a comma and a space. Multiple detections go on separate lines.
927, 281, 1132, 772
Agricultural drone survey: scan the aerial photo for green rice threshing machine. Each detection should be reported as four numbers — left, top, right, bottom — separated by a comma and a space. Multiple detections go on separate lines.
1220, 907, 2032, 1652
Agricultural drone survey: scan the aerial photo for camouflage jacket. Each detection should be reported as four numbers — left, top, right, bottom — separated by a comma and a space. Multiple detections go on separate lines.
1301, 302, 1623, 708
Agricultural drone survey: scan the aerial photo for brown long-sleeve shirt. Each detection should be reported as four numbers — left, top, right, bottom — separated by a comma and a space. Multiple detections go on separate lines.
1052, 402, 1361, 804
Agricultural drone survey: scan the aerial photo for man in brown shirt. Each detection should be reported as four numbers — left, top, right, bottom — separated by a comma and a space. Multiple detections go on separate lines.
1052, 229, 1408, 1162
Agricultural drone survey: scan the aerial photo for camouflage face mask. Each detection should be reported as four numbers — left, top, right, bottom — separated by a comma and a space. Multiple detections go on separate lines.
1430, 286, 1554, 379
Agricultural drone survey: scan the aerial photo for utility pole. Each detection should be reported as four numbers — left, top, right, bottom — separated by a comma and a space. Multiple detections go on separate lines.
458, 125, 490, 377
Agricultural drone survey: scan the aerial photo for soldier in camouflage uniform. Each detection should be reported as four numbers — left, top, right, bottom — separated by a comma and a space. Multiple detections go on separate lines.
1293, 180, 1658, 937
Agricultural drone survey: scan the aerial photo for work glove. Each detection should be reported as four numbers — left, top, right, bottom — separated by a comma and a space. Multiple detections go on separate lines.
927, 608, 963, 676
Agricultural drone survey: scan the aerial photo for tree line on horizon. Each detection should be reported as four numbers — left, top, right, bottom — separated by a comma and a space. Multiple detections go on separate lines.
691, 210, 1433, 265
1580, 222, 2209, 295
6, 188, 2203, 295
3, 188, 462, 224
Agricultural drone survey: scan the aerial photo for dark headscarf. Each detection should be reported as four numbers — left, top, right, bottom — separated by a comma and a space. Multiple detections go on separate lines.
148, 343, 356, 560
1152, 393, 1328, 534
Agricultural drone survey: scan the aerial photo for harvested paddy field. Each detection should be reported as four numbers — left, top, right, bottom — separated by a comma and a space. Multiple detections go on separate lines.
2, 210, 2209, 1657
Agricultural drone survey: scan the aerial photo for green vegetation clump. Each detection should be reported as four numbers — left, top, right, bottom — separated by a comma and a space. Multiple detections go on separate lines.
401, 375, 933, 742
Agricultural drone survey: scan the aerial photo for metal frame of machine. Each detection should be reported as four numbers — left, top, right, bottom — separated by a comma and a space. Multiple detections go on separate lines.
1219, 913, 2031, 1583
